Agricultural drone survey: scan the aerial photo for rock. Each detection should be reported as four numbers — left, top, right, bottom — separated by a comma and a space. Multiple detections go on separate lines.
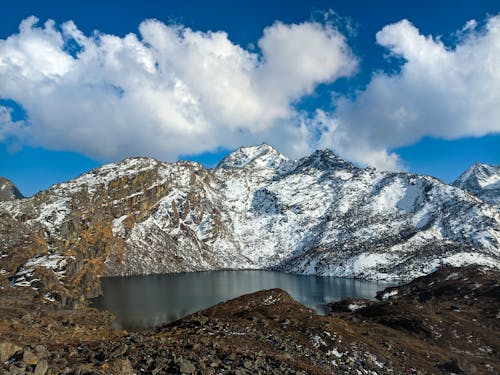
243, 360, 253, 369
6, 365, 26, 375
0, 342, 22, 363
22, 350, 38, 365
112, 358, 134, 375
34, 345, 47, 355
34, 360, 48, 375
437, 359, 463, 374
179, 359, 196, 374
110, 344, 128, 358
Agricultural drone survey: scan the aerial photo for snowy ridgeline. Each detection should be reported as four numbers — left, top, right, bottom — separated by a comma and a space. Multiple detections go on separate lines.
453, 163, 500, 206
1, 144, 499, 282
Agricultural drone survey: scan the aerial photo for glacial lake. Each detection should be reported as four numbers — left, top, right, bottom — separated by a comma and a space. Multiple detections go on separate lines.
93, 270, 397, 330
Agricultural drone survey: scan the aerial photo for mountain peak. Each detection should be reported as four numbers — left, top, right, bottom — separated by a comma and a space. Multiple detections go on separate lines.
454, 163, 499, 189
453, 162, 500, 206
0, 177, 24, 201
217, 143, 288, 169
291, 148, 358, 173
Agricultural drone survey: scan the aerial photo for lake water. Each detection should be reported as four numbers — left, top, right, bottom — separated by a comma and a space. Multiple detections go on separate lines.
93, 270, 396, 330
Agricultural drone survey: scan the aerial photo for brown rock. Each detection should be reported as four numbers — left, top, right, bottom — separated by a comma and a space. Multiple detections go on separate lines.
0, 342, 22, 363
34, 345, 47, 354
179, 359, 196, 374
112, 358, 134, 375
110, 344, 128, 358
22, 349, 38, 365
34, 359, 48, 375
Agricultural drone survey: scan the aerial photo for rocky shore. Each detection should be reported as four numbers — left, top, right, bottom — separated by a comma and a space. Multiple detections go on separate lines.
0, 265, 498, 374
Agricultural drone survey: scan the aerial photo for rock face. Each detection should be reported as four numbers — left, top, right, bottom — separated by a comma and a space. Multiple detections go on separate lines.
0, 144, 499, 301
0, 177, 23, 202
453, 163, 500, 206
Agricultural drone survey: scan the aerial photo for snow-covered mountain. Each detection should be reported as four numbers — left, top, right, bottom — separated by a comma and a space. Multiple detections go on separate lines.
453, 163, 500, 206
0, 145, 498, 300
0, 177, 23, 202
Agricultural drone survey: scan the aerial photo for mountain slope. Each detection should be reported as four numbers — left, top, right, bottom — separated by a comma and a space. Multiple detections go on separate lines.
216, 148, 498, 280
0, 146, 498, 302
453, 163, 500, 206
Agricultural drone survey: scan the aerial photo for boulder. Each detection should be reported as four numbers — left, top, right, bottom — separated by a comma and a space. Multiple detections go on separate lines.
0, 342, 22, 363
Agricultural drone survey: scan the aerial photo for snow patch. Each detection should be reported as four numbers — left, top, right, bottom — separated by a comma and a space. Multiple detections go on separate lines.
396, 183, 421, 211
36, 198, 72, 231
327, 348, 344, 358
112, 215, 129, 237
333, 170, 353, 180
381, 290, 398, 300
311, 334, 327, 348
370, 180, 406, 212
348, 303, 365, 312
441, 252, 500, 269
13, 255, 74, 289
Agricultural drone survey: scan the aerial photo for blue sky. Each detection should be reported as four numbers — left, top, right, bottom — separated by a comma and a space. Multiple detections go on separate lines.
0, 0, 499, 196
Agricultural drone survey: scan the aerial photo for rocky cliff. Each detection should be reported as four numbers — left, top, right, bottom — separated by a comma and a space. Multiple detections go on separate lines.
0, 145, 498, 303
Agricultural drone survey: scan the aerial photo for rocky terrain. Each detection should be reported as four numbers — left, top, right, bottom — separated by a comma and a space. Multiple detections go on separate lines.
0, 145, 498, 305
0, 265, 498, 374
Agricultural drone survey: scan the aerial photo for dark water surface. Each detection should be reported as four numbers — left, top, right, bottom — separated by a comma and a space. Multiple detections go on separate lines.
93, 270, 396, 330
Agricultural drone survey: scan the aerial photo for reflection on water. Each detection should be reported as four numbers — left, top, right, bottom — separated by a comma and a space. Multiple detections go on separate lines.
93, 270, 396, 330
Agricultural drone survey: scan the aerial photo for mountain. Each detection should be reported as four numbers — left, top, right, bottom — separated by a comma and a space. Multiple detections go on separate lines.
0, 145, 498, 303
0, 177, 23, 202
453, 163, 500, 206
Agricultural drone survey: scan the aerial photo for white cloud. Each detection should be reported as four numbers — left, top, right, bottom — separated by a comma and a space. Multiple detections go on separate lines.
321, 16, 500, 170
0, 16, 356, 161
461, 19, 478, 33
0, 106, 26, 148
3, 15, 499, 170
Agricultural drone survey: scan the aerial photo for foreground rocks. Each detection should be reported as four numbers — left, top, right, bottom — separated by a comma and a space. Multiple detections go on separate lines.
0, 265, 499, 374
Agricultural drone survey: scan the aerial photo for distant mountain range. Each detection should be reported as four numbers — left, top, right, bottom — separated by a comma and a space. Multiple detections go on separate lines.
0, 145, 498, 302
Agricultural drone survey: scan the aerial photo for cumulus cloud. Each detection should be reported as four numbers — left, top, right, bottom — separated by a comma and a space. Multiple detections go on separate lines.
0, 16, 356, 161
321, 15, 500, 170
0, 106, 27, 150
3, 15, 499, 170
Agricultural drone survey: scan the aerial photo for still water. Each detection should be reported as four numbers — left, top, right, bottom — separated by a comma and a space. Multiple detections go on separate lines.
93, 270, 395, 330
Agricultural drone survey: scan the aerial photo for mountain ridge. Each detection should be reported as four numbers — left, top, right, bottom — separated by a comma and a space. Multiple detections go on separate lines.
0, 145, 498, 304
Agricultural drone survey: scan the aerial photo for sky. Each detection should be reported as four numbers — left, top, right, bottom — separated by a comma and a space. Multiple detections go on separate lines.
0, 0, 499, 196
